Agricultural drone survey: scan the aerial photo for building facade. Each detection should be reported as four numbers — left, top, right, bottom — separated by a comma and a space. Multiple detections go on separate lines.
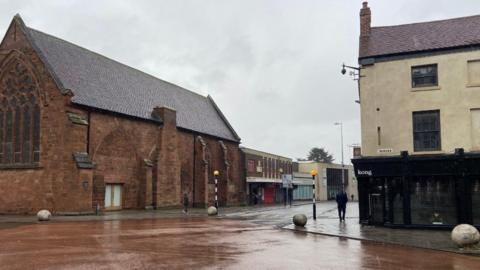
298, 161, 357, 202
0, 15, 245, 214
292, 171, 313, 201
241, 147, 293, 205
353, 2, 480, 228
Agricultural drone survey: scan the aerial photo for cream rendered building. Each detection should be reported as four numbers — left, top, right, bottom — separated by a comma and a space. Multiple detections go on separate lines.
298, 161, 357, 201
352, 2, 480, 228
360, 46, 480, 156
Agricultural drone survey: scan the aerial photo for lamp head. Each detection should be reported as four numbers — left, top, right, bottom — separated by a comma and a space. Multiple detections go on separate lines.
310, 169, 318, 177
213, 170, 220, 176
341, 64, 346, 75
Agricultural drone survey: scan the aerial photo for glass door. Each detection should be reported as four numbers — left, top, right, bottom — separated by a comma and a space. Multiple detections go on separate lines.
368, 178, 384, 224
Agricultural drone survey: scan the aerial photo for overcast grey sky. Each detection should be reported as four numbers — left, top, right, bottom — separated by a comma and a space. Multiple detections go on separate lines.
2, 0, 480, 163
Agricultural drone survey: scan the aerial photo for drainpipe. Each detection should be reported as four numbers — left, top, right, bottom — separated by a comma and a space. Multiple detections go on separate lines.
192, 135, 196, 207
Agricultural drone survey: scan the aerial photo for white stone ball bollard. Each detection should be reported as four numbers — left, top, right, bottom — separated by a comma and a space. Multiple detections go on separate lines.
207, 206, 218, 216
37, 209, 52, 221
451, 224, 480, 248
293, 214, 307, 227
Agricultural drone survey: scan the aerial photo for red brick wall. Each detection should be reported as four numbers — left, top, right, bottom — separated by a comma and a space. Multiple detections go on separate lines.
180, 132, 245, 207
0, 18, 93, 214
88, 111, 157, 210
86, 112, 245, 210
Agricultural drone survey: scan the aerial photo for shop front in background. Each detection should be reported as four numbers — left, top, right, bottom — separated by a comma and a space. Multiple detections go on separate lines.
248, 182, 283, 205
352, 150, 480, 228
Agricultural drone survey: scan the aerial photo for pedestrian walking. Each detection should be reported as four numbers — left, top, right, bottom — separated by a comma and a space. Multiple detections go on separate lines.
336, 190, 348, 221
183, 193, 189, 214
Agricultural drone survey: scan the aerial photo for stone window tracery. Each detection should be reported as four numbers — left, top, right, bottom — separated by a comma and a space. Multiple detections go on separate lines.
0, 60, 41, 167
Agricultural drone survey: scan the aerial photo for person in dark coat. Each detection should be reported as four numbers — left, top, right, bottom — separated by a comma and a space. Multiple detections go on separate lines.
183, 193, 189, 214
336, 190, 349, 221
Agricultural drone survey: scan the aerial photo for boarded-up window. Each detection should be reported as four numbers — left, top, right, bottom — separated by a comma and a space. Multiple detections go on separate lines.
471, 109, 480, 150
468, 60, 480, 86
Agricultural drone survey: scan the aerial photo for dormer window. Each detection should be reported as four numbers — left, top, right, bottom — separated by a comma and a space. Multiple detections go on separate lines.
412, 64, 438, 88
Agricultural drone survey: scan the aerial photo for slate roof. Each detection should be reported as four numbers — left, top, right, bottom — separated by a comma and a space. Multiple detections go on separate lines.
17, 17, 240, 142
359, 15, 480, 59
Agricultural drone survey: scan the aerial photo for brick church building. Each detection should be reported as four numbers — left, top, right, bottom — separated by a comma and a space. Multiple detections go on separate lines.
0, 15, 245, 214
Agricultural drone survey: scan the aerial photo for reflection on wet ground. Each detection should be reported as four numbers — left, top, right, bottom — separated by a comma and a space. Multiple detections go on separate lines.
0, 217, 479, 270
282, 203, 459, 252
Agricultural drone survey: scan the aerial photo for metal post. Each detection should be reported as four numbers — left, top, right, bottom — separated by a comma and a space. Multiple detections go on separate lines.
287, 186, 290, 208
312, 174, 316, 220
335, 122, 345, 190
340, 123, 345, 188
214, 177, 218, 209
213, 170, 220, 213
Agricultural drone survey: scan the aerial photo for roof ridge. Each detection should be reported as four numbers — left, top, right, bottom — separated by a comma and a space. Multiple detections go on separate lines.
240, 146, 291, 160
207, 95, 241, 141
372, 14, 480, 29
26, 27, 209, 100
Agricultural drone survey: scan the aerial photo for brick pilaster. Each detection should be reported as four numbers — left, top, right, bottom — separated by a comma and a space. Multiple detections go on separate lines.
152, 106, 181, 207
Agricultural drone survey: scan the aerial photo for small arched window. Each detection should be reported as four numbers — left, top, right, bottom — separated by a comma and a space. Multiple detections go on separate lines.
0, 61, 41, 167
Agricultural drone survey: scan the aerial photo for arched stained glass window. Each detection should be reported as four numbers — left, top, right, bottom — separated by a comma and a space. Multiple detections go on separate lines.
22, 106, 31, 163
14, 106, 21, 163
5, 109, 13, 164
33, 104, 40, 163
0, 61, 41, 167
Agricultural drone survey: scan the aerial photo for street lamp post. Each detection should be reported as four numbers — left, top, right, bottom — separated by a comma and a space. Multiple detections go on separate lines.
213, 170, 220, 209
310, 169, 317, 220
334, 122, 345, 190
279, 168, 286, 207
341, 63, 363, 104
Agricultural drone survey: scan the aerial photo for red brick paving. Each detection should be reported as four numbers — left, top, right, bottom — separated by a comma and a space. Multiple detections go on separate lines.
1, 218, 480, 269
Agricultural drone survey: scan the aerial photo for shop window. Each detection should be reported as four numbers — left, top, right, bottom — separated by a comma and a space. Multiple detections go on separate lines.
472, 179, 480, 225
410, 176, 457, 225
326, 168, 347, 199
387, 178, 404, 224
413, 110, 441, 152
411, 64, 438, 88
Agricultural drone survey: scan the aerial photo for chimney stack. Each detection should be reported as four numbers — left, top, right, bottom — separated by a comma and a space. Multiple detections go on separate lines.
360, 1, 371, 37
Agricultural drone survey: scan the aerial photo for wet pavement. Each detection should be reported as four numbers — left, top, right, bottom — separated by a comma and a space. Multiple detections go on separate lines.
0, 203, 310, 226
1, 217, 480, 269
280, 202, 469, 253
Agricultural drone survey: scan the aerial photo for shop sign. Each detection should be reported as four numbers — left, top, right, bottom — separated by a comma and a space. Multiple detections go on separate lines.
357, 170, 372, 176
282, 174, 293, 188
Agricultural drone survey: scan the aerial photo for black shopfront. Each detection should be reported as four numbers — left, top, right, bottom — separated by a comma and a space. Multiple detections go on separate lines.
352, 149, 480, 229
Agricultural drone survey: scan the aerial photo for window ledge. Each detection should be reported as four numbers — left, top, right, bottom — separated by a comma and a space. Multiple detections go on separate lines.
466, 83, 480, 88
411, 86, 441, 92
0, 163, 42, 170
412, 150, 444, 155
